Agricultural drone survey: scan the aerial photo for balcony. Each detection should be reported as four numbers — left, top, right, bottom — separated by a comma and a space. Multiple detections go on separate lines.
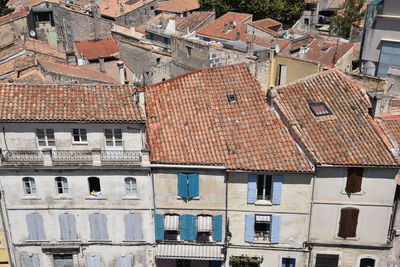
0, 149, 142, 166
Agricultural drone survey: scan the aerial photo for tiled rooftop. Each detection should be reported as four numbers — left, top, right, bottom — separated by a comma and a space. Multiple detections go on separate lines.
145, 63, 312, 172
247, 18, 281, 36
274, 70, 397, 166
0, 9, 28, 26
175, 11, 214, 33
75, 38, 119, 61
0, 83, 144, 122
156, 0, 199, 13
98, 0, 155, 18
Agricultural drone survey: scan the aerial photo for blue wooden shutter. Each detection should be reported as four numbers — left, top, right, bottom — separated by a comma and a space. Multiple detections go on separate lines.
272, 175, 283, 205
282, 258, 295, 267
26, 214, 37, 240
23, 255, 40, 267
87, 255, 102, 267
89, 214, 99, 239
213, 215, 222, 242
117, 256, 132, 267
271, 215, 281, 243
178, 173, 188, 197
247, 174, 257, 204
188, 214, 196, 240
99, 214, 108, 240
188, 173, 199, 198
289, 258, 295, 267
180, 214, 195, 240
132, 213, 143, 240
125, 213, 134, 240
155, 214, 164, 241
244, 214, 254, 242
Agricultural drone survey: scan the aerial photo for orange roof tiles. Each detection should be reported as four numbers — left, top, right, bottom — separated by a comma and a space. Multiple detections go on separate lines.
98, 0, 155, 18
175, 11, 214, 32
248, 18, 281, 36
196, 12, 252, 41
38, 60, 117, 83
145, 63, 312, 172
0, 10, 28, 26
156, 0, 199, 13
0, 83, 144, 122
275, 70, 397, 166
75, 38, 119, 61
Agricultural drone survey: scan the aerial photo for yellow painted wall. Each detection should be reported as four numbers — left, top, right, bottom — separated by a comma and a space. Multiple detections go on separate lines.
0, 232, 10, 267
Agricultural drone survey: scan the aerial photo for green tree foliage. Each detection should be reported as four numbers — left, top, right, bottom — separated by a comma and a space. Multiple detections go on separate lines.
199, 0, 304, 23
331, 0, 365, 38
0, 0, 14, 16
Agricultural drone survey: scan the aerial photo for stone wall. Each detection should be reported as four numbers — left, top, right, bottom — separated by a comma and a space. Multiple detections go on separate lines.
116, 0, 158, 27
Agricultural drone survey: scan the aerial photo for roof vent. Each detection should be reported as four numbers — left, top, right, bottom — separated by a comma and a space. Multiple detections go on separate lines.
309, 102, 332, 116
227, 93, 237, 102
321, 47, 330, 52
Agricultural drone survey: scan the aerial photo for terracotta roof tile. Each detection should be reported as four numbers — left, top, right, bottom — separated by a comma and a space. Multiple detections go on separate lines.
196, 12, 252, 41
15, 69, 48, 83
175, 11, 214, 32
145, 63, 312, 172
0, 10, 28, 26
0, 55, 36, 77
0, 83, 144, 122
38, 59, 117, 83
156, 0, 199, 13
75, 38, 119, 61
98, 0, 156, 18
275, 70, 397, 166
248, 18, 281, 36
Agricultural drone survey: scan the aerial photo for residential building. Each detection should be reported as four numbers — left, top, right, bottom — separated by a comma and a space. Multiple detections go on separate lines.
0, 84, 153, 267
360, 0, 400, 77
145, 63, 314, 267
155, 0, 199, 17
0, 10, 29, 49
74, 38, 120, 64
274, 70, 399, 267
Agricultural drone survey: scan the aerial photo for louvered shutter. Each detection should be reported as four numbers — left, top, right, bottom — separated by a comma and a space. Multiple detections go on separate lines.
35, 214, 45, 240
338, 208, 359, 238
23, 255, 40, 267
213, 215, 223, 242
26, 214, 37, 240
59, 213, 77, 240
272, 175, 283, 205
178, 173, 188, 197
247, 175, 257, 204
244, 214, 254, 242
26, 213, 45, 240
345, 168, 363, 193
180, 214, 193, 240
132, 213, 143, 240
125, 213, 134, 240
90, 213, 108, 240
188, 214, 196, 240
155, 214, 164, 241
87, 255, 102, 267
99, 213, 108, 239
117, 256, 132, 267
188, 173, 199, 198
271, 215, 281, 243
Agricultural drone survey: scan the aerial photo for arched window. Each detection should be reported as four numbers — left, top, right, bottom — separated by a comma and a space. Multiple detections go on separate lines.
55, 177, 68, 194
360, 258, 375, 267
88, 177, 101, 196
22, 177, 36, 195
125, 177, 137, 195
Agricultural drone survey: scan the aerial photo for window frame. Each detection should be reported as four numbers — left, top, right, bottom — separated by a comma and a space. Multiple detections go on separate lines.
55, 177, 69, 195
104, 128, 123, 149
256, 174, 273, 201
196, 214, 213, 242
337, 207, 359, 239
345, 167, 363, 194
315, 253, 339, 267
72, 128, 87, 143
36, 128, 55, 148
254, 214, 271, 241
88, 177, 101, 196
22, 177, 37, 195
164, 214, 180, 240
124, 177, 137, 195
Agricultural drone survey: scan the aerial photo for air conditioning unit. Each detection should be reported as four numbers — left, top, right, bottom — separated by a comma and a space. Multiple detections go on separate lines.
395, 229, 400, 236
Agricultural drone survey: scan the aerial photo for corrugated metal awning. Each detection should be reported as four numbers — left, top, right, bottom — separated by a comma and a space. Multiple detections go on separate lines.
164, 215, 179, 231
156, 244, 224, 261
197, 216, 212, 232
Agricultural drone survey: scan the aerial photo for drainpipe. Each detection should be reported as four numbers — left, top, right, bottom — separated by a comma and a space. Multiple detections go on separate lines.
388, 185, 399, 242
150, 169, 157, 267
307, 165, 317, 267
117, 61, 125, 85
0, 189, 16, 266
223, 172, 230, 266
99, 56, 105, 72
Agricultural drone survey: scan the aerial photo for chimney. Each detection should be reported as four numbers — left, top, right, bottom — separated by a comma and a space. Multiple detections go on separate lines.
267, 86, 277, 108
299, 46, 307, 59
99, 56, 105, 72
235, 31, 241, 41
371, 92, 391, 118
223, 23, 229, 33
65, 51, 77, 65
120, 2, 124, 16
117, 61, 125, 85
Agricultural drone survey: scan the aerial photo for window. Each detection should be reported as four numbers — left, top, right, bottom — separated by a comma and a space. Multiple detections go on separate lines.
124, 213, 142, 240
360, 258, 375, 267
345, 168, 363, 193
245, 214, 280, 243
104, 129, 122, 148
54, 254, 73, 267
309, 102, 332, 116
177, 173, 199, 198
338, 207, 359, 238
257, 175, 272, 200
156, 58, 161, 65
197, 215, 212, 241
150, 5, 154, 10
23, 177, 37, 195
23, 255, 40, 267
59, 213, 77, 240
88, 177, 101, 196
86, 256, 102, 267
125, 177, 137, 195
117, 256, 132, 267
36, 129, 55, 147
186, 46, 192, 58
163, 37, 170, 45
315, 254, 339, 267
163, 214, 180, 240
278, 64, 287, 85
227, 93, 237, 102
55, 177, 68, 194
378, 41, 400, 77
304, 18, 310, 25
89, 213, 108, 240
72, 128, 87, 143
26, 213, 45, 240
282, 258, 296, 267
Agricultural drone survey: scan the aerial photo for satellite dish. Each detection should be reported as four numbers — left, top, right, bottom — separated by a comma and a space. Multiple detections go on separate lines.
274, 44, 280, 54
29, 30, 36, 37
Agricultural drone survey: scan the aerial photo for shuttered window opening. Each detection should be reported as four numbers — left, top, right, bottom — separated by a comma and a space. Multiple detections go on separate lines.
254, 214, 271, 241
197, 215, 213, 232
26, 213, 46, 240
23, 255, 40, 267
59, 213, 77, 241
315, 254, 339, 267
177, 173, 199, 198
247, 174, 282, 205
86, 256, 102, 267
180, 214, 197, 241
124, 213, 143, 241
338, 207, 359, 238
117, 256, 132, 267
345, 168, 363, 193
245, 214, 280, 243
89, 213, 108, 240
164, 214, 180, 231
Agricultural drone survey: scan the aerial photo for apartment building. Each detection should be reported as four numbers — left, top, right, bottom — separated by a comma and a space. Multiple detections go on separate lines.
0, 84, 153, 267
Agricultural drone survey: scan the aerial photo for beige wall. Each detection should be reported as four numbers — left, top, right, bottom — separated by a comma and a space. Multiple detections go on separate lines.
334, 47, 354, 72
0, 17, 28, 49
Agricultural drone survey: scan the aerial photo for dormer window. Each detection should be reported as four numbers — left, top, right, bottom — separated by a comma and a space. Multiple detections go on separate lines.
227, 93, 237, 102
309, 102, 332, 117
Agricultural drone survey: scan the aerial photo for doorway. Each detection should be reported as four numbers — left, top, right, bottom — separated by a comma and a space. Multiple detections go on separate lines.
53, 254, 73, 267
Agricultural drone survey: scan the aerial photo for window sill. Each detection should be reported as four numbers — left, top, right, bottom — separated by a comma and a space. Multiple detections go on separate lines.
248, 241, 274, 244
85, 196, 107, 200
122, 196, 140, 200
59, 240, 81, 243
88, 240, 112, 243
54, 196, 73, 200
22, 196, 41, 200
340, 191, 365, 196
336, 236, 359, 241
72, 142, 88, 145
26, 240, 49, 243
255, 200, 272, 206
122, 240, 146, 243
176, 196, 200, 200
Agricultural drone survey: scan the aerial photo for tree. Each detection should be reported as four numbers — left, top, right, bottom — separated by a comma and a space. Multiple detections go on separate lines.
0, 0, 14, 16
199, 0, 304, 23
330, 0, 365, 38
